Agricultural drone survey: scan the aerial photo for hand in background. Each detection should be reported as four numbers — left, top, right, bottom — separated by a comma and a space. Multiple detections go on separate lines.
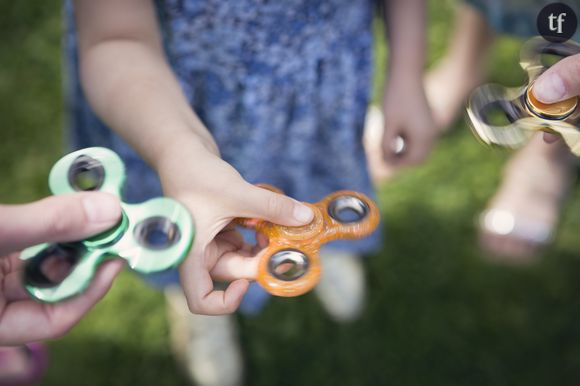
382, 78, 437, 168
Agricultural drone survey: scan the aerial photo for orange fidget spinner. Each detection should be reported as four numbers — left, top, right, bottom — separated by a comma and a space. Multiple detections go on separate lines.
236, 184, 380, 297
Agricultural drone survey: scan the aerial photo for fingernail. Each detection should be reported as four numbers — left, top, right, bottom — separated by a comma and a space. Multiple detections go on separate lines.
293, 203, 314, 223
534, 73, 566, 103
83, 194, 121, 223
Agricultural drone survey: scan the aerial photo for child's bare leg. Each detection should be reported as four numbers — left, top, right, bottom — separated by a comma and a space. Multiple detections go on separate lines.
479, 136, 576, 262
425, 4, 494, 130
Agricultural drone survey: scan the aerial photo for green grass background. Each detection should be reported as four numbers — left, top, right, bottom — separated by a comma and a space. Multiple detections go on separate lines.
2, 1, 580, 385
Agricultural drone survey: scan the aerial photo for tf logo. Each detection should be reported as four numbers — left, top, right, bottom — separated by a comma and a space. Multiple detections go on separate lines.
537, 2, 578, 42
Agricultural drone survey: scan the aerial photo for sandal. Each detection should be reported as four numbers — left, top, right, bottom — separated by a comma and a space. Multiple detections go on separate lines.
480, 208, 554, 246
478, 136, 575, 261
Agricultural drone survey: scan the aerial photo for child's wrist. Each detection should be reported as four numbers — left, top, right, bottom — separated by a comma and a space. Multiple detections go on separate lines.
386, 55, 424, 85
385, 69, 423, 88
153, 133, 218, 174
383, 77, 425, 101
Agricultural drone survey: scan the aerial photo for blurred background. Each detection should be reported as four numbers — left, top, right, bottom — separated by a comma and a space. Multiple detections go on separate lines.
3, 0, 580, 385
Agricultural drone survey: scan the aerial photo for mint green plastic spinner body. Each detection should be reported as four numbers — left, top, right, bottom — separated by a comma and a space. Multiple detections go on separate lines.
20, 147, 194, 303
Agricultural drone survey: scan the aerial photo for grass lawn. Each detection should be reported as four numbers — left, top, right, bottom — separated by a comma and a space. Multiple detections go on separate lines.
2, 1, 580, 385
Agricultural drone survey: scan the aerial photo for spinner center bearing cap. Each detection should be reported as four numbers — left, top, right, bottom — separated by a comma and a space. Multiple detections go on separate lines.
526, 84, 578, 120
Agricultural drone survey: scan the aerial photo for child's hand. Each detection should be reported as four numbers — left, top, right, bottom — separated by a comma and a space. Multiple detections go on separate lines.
0, 193, 124, 344
157, 144, 314, 315
381, 78, 437, 168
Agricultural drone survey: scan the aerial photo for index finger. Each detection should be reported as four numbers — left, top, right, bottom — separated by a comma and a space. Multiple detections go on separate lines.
0, 193, 121, 256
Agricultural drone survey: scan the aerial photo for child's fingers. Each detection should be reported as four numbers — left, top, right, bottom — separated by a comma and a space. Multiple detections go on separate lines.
383, 113, 435, 168
195, 279, 250, 315
234, 183, 313, 227
179, 255, 249, 314
177, 180, 311, 315
382, 136, 408, 166
256, 232, 269, 249
381, 116, 407, 164
179, 236, 242, 314
209, 251, 259, 281
179, 229, 257, 313
0, 193, 122, 256
216, 227, 245, 249
400, 137, 431, 167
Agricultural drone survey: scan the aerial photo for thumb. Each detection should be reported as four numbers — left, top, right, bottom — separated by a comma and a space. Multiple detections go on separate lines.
0, 192, 122, 255
533, 53, 580, 103
236, 183, 314, 226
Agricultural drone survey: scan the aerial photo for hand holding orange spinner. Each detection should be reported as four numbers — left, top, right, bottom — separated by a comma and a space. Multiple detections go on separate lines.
236, 184, 380, 297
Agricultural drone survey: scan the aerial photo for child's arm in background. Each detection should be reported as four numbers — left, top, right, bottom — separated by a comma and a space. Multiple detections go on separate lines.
73, 0, 314, 315
381, 0, 436, 168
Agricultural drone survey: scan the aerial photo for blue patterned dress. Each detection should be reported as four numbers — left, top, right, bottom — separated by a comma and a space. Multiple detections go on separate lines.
65, 0, 380, 312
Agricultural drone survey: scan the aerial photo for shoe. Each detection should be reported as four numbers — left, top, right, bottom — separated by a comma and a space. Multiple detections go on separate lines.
165, 286, 243, 386
314, 249, 366, 322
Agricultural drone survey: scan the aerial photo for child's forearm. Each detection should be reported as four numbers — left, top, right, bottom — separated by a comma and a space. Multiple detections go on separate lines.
383, 0, 427, 83
80, 40, 218, 167
380, 0, 435, 168
74, 0, 218, 170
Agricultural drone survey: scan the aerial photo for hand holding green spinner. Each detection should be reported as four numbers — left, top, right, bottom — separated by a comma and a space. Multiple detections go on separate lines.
20, 147, 194, 303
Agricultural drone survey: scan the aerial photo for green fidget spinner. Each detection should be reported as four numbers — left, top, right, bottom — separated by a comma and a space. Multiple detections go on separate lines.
20, 147, 194, 303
